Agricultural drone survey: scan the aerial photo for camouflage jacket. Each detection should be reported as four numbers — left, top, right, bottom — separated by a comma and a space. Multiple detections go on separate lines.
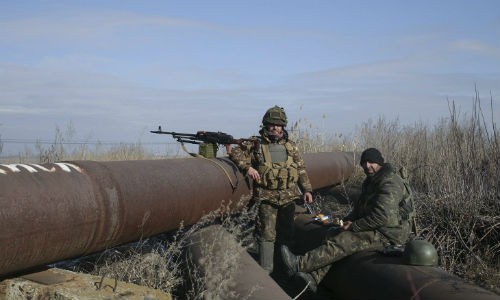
229, 132, 312, 206
344, 163, 412, 245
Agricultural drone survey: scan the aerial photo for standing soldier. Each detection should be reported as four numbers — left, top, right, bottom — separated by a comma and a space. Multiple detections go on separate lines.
281, 148, 415, 292
229, 105, 314, 274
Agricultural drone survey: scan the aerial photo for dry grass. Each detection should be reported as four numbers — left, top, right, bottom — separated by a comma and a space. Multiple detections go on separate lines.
63, 202, 258, 299
347, 92, 500, 293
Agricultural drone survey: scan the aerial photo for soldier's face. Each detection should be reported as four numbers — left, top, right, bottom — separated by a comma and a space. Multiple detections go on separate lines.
361, 161, 382, 176
266, 124, 283, 136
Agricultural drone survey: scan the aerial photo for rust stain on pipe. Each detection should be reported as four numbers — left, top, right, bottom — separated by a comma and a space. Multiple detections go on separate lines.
0, 152, 355, 277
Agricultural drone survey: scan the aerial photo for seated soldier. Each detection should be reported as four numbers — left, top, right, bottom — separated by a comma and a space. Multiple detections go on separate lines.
281, 148, 414, 292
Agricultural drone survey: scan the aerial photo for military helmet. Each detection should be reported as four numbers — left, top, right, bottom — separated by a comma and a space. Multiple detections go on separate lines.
262, 106, 287, 126
403, 239, 438, 266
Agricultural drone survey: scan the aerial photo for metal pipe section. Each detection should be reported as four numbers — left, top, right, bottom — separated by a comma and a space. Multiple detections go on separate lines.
323, 251, 500, 300
293, 214, 500, 300
302, 151, 357, 190
0, 152, 355, 277
185, 225, 291, 300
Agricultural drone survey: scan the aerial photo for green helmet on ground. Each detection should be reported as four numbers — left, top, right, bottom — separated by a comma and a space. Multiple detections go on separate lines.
403, 239, 438, 266
262, 106, 288, 126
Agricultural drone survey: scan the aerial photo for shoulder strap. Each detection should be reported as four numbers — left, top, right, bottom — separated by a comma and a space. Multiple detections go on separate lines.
284, 142, 294, 165
260, 143, 272, 164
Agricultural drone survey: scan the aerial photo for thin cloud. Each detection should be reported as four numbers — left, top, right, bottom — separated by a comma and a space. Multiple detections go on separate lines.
0, 2, 498, 156
0, 9, 337, 48
0, 11, 209, 43
450, 39, 500, 57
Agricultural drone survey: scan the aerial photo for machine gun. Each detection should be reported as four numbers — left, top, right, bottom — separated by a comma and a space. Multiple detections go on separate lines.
150, 126, 258, 158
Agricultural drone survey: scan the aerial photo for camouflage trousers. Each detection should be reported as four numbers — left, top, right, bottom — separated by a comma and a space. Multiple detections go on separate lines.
258, 200, 295, 246
298, 230, 385, 284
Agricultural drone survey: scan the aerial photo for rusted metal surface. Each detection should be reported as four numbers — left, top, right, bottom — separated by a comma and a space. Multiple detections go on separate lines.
0, 152, 355, 277
185, 225, 291, 300
293, 214, 500, 300
303, 151, 357, 190
323, 251, 500, 300
0, 162, 98, 278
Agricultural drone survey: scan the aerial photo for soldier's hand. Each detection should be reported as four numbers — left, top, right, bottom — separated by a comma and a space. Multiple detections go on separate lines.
247, 167, 261, 182
341, 220, 353, 231
304, 191, 313, 204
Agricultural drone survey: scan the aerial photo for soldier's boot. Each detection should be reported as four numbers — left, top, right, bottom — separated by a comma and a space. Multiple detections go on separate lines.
280, 245, 298, 277
259, 241, 274, 273
294, 272, 318, 293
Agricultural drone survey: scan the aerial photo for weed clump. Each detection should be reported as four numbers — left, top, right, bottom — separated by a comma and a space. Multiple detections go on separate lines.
67, 202, 258, 299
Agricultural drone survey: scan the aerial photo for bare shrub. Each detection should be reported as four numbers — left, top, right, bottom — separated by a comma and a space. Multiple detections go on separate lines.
289, 118, 356, 153
68, 201, 258, 298
95, 143, 148, 161
0, 134, 4, 155
69, 228, 186, 295
36, 124, 72, 163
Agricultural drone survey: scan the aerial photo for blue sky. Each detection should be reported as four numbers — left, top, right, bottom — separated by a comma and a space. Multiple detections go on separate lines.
1, 0, 499, 155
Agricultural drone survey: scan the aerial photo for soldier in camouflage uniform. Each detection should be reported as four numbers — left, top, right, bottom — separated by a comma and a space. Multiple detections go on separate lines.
281, 148, 414, 292
229, 106, 313, 273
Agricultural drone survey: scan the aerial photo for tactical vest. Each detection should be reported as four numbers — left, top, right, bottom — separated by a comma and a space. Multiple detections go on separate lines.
256, 142, 299, 190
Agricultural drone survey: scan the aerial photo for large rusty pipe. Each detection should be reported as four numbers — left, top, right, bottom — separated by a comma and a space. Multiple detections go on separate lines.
185, 225, 291, 300
293, 214, 500, 300
0, 152, 355, 277
303, 151, 357, 190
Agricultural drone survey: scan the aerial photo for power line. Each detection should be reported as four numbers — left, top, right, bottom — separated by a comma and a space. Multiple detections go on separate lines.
0, 138, 175, 146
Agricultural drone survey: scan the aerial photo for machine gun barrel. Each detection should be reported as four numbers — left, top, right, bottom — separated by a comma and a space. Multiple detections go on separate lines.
150, 126, 255, 147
